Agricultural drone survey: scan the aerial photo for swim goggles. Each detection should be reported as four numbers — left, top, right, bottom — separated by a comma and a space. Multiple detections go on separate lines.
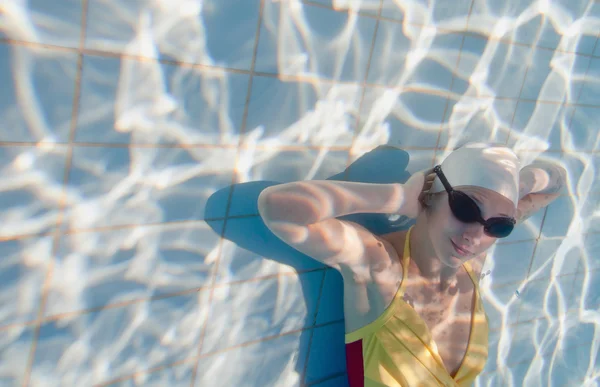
433, 165, 516, 238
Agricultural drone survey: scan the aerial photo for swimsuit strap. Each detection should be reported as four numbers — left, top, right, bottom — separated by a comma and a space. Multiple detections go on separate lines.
399, 226, 413, 292
462, 261, 481, 292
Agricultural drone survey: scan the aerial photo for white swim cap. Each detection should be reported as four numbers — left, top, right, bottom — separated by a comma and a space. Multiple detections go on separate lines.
431, 142, 521, 207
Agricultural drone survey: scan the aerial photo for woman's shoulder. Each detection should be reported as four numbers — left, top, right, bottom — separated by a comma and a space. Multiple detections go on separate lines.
379, 230, 409, 262
334, 223, 405, 284
380, 229, 409, 248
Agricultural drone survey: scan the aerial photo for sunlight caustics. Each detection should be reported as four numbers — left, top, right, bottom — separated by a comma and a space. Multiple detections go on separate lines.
0, 0, 599, 386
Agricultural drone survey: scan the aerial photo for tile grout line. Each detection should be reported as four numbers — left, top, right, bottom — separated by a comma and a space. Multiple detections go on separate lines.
432, 0, 476, 161
559, 26, 597, 318
302, 0, 600, 67
4, 13, 600, 109
2, 38, 600, 101
94, 311, 591, 387
0, 4, 596, 387
561, 32, 600, 167
3, 263, 596, 334
503, 16, 535, 148
343, 0, 384, 181
3, 35, 600, 142
512, 31, 600, 328
299, 269, 327, 387
503, 68, 528, 147
21, 1, 89, 386
511, 207, 549, 327
3, 271, 595, 386
5, 3, 600, 60
3, 284, 216, 332
94, 318, 346, 387
0, 197, 597, 250
0, 269, 331, 333
478, 339, 594, 379
487, 269, 584, 293
3, 3, 589, 384
494, 13, 546, 351
187, 0, 266, 386
305, 371, 346, 386
506, 28, 599, 152
302, 1, 386, 384
94, 305, 597, 387
4, 141, 600, 153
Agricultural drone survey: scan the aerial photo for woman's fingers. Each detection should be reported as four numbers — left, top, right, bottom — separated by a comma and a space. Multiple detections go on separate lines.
423, 168, 436, 189
423, 167, 436, 177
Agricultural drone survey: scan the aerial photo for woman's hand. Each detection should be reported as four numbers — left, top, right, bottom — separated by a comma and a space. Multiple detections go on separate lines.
519, 161, 567, 199
399, 167, 437, 219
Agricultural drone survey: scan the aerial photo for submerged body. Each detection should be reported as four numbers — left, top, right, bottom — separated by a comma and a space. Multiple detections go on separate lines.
257, 143, 565, 386
344, 227, 488, 387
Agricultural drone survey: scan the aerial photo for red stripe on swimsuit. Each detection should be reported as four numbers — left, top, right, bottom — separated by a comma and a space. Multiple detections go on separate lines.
345, 339, 364, 387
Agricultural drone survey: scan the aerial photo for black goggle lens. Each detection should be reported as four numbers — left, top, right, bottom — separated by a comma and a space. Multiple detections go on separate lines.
448, 191, 515, 238
484, 218, 514, 239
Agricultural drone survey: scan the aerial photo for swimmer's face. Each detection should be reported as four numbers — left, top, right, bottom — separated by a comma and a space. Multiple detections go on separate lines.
424, 186, 517, 268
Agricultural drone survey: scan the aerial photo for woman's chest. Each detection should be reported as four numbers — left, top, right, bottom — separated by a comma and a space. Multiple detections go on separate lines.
402, 277, 477, 375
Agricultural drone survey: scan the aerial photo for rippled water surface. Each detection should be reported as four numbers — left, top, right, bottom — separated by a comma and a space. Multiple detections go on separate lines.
0, 0, 599, 386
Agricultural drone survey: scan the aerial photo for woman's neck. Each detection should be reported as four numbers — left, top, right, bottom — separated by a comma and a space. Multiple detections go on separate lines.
409, 221, 459, 292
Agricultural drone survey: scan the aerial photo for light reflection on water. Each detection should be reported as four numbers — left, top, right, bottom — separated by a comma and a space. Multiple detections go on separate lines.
0, 0, 599, 386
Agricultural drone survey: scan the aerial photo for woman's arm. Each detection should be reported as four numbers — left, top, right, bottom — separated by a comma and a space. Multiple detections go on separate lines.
515, 161, 567, 224
258, 180, 406, 226
257, 170, 430, 270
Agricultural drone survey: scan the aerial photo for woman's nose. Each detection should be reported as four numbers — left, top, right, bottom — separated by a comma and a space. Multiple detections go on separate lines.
462, 222, 484, 243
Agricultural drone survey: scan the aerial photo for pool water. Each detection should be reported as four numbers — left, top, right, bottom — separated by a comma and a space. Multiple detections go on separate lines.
0, 0, 599, 386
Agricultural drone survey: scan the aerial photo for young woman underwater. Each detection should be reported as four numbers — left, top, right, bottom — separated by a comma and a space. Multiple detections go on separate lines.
258, 142, 567, 387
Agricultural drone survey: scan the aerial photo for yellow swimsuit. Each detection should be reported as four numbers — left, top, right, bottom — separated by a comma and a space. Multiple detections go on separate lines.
344, 227, 489, 387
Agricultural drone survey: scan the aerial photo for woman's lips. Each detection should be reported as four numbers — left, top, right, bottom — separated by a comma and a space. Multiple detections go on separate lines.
451, 240, 472, 256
